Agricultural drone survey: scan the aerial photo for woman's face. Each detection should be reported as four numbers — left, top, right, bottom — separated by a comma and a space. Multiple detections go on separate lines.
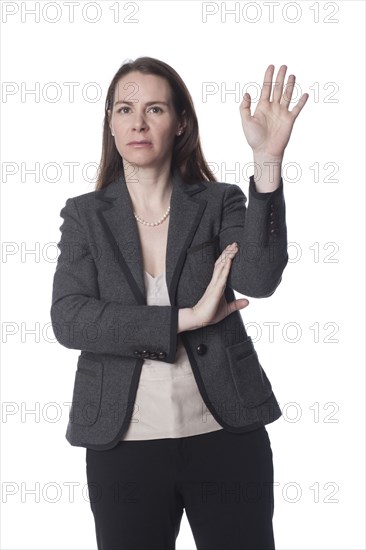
108, 71, 183, 172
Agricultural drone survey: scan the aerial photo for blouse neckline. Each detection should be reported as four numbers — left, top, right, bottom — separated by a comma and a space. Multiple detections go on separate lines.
144, 270, 165, 280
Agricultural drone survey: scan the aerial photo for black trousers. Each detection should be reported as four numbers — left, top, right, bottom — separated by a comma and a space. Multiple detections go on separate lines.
86, 426, 275, 550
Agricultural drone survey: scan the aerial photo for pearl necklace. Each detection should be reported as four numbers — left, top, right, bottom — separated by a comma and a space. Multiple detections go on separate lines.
133, 205, 171, 227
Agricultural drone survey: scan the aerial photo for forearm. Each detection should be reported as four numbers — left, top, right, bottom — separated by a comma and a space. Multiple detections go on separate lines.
50, 296, 179, 362
253, 152, 283, 193
220, 175, 288, 297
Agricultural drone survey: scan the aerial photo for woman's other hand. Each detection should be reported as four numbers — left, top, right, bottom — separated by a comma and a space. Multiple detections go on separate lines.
191, 242, 249, 328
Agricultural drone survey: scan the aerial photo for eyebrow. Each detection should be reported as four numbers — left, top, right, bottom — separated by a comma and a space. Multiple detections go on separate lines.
114, 100, 169, 107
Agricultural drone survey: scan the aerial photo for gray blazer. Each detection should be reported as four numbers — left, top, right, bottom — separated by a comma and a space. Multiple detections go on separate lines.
50, 168, 288, 450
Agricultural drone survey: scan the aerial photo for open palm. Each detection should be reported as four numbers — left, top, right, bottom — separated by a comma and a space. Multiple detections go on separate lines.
240, 64, 309, 158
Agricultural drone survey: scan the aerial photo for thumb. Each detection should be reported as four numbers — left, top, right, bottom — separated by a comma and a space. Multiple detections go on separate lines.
229, 298, 249, 312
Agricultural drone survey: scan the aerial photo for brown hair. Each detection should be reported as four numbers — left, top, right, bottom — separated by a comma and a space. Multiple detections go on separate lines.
95, 56, 218, 190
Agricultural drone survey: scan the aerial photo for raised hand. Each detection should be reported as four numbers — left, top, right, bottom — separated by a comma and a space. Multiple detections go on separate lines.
240, 64, 309, 158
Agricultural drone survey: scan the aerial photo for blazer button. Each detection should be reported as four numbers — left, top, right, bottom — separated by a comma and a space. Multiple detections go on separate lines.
133, 350, 142, 358
141, 350, 150, 358
196, 343, 207, 355
150, 352, 157, 359
158, 351, 167, 359
270, 203, 275, 210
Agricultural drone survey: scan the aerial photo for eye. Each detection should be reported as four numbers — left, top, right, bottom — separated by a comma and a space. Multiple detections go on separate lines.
116, 105, 163, 114
148, 106, 162, 113
117, 106, 130, 114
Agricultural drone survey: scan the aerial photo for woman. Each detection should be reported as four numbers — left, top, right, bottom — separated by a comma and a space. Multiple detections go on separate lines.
51, 57, 308, 549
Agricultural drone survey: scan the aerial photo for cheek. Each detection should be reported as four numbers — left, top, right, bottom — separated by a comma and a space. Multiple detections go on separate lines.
157, 128, 177, 150
153, 120, 177, 139
114, 140, 127, 158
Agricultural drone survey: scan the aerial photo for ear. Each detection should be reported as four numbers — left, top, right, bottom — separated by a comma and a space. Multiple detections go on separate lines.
177, 109, 187, 134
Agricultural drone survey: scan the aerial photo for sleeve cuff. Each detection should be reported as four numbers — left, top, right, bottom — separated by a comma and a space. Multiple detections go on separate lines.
249, 174, 284, 200
167, 306, 179, 363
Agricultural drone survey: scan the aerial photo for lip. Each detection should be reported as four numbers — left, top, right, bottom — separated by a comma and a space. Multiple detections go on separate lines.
127, 141, 152, 147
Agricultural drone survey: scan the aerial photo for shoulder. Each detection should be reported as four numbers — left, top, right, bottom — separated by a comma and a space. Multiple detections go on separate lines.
61, 184, 113, 215
201, 180, 247, 205
201, 180, 246, 197
67, 188, 105, 204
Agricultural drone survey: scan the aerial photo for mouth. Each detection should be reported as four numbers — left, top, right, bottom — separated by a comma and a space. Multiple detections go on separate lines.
127, 141, 152, 146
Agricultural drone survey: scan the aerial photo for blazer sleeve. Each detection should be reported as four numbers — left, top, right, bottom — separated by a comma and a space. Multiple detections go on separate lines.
50, 197, 179, 363
218, 174, 289, 298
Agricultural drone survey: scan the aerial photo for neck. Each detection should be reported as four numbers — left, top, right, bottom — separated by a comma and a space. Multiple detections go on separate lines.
123, 162, 173, 212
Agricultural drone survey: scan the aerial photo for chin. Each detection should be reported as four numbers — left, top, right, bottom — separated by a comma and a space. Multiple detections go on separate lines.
122, 152, 164, 168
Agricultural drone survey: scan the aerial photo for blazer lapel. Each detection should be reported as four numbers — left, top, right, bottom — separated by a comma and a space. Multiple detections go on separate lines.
95, 168, 208, 306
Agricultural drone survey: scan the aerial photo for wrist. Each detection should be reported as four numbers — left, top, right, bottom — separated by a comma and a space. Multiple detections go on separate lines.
252, 154, 283, 192
252, 149, 284, 162
178, 308, 200, 333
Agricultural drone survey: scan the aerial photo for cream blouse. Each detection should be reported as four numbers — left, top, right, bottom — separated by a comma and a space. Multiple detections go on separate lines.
121, 270, 223, 440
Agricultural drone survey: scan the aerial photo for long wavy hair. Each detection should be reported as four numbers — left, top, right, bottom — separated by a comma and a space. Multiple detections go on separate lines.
95, 56, 218, 190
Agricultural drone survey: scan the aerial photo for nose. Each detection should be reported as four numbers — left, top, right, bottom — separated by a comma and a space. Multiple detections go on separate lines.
132, 110, 148, 132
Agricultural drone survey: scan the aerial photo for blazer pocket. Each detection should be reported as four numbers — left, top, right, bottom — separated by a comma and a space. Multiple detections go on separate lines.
69, 356, 104, 427
226, 338, 273, 408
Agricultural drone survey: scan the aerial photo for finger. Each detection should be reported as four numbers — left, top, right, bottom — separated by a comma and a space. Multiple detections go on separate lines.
290, 93, 309, 119
272, 65, 288, 103
239, 92, 251, 122
212, 244, 238, 288
281, 74, 296, 108
219, 243, 238, 257
228, 298, 249, 314
259, 64, 275, 102
217, 243, 239, 264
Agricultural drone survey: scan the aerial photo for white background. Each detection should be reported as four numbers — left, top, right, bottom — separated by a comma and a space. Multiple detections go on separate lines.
1, 1, 365, 549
